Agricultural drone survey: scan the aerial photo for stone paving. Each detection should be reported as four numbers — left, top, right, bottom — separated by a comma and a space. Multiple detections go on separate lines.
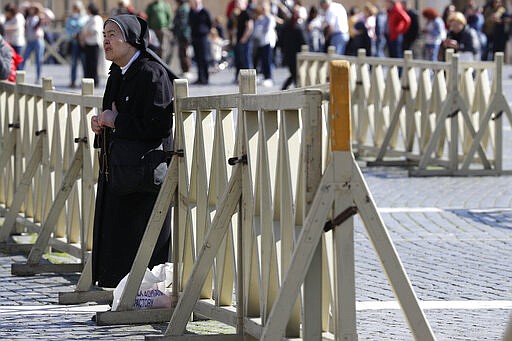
0, 63, 511, 340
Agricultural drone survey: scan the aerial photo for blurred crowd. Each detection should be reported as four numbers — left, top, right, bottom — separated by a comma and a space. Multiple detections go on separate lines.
0, 0, 510, 89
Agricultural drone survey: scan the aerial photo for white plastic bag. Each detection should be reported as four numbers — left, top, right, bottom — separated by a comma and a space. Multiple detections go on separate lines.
112, 262, 173, 311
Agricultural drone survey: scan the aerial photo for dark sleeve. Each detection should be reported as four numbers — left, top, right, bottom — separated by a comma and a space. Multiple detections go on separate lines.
459, 29, 478, 53
114, 63, 173, 140
301, 26, 308, 47
205, 9, 212, 30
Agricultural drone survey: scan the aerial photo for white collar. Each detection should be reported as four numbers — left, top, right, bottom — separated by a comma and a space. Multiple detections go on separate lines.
121, 50, 141, 75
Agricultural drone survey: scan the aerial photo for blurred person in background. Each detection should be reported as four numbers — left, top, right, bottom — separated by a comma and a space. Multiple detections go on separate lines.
233, 0, 253, 83
401, 0, 419, 56
319, 0, 349, 55
0, 33, 22, 82
111, 0, 135, 16
173, 0, 192, 78
252, 1, 277, 87
280, 7, 306, 90
345, 6, 362, 56
19, 2, 46, 83
442, 4, 456, 29
306, 6, 325, 52
464, 0, 487, 60
441, 11, 480, 61
3, 3, 25, 56
362, 2, 378, 57
482, 0, 507, 60
65, 1, 87, 88
421, 7, 446, 61
374, 4, 387, 57
189, 0, 212, 85
146, 0, 173, 59
80, 3, 103, 86
384, 0, 410, 58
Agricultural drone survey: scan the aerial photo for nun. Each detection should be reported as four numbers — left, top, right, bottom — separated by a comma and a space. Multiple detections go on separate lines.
90, 14, 177, 288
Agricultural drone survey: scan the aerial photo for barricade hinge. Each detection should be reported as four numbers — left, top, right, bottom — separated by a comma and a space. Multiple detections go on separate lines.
228, 154, 247, 166
35, 129, 47, 136
447, 110, 459, 118
169, 149, 184, 157
323, 206, 358, 232
8, 123, 20, 129
492, 111, 503, 120
74, 137, 88, 144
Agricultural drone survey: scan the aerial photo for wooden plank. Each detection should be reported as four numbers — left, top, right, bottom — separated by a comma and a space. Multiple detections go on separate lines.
59, 290, 113, 305
351, 161, 435, 340
11, 262, 83, 276
96, 307, 174, 325
165, 165, 243, 336
146, 334, 243, 341
261, 163, 335, 340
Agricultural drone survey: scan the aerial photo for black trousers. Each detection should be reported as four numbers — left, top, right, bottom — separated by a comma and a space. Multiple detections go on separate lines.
192, 35, 210, 84
83, 43, 100, 86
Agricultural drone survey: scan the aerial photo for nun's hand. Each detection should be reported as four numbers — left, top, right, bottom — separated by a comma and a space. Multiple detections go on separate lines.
98, 102, 118, 129
91, 115, 101, 135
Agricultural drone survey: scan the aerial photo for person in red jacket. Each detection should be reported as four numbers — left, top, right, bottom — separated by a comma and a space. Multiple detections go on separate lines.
385, 0, 411, 58
0, 34, 23, 82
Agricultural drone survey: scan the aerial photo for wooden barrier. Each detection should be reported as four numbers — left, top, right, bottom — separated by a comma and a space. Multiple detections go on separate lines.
0, 72, 100, 275
110, 63, 435, 340
297, 47, 512, 176
0, 60, 503, 338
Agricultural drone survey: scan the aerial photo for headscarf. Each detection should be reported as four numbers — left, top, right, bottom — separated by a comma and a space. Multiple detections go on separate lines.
104, 14, 178, 81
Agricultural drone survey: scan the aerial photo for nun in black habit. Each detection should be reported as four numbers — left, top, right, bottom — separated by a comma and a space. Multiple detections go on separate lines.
90, 14, 178, 288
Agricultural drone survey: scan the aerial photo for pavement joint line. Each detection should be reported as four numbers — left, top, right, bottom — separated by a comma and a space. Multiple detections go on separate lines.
356, 300, 512, 310
0, 304, 111, 315
1, 300, 510, 315
379, 207, 512, 213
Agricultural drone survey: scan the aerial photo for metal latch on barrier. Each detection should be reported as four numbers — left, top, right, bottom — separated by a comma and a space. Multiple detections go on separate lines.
74, 137, 88, 144
323, 206, 358, 232
492, 111, 503, 120
8, 123, 20, 129
228, 154, 247, 166
169, 149, 184, 157
447, 110, 459, 118
35, 129, 47, 136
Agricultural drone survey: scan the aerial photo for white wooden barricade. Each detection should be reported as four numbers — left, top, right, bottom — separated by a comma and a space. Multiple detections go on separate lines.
0, 67, 438, 338
137, 63, 435, 340
296, 47, 512, 176
0, 73, 100, 275
89, 72, 253, 325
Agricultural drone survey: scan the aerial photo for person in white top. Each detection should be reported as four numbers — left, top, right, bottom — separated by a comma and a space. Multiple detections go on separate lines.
19, 2, 46, 82
253, 1, 277, 86
3, 3, 25, 55
319, 0, 349, 55
80, 3, 104, 86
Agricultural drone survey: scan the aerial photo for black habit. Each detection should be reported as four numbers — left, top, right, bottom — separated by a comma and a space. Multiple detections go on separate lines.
92, 15, 176, 288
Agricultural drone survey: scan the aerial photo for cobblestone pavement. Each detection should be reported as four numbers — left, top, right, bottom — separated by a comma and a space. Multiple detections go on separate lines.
1, 63, 511, 340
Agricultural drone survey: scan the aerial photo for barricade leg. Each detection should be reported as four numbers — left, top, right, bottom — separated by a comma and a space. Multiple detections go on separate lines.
0, 136, 43, 243
261, 60, 435, 341
11, 143, 85, 275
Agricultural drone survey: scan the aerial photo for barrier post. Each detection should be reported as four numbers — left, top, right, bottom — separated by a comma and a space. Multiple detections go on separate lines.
261, 60, 436, 341
330, 60, 358, 341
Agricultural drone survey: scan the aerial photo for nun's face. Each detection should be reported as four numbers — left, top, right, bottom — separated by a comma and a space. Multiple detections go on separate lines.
103, 21, 135, 67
